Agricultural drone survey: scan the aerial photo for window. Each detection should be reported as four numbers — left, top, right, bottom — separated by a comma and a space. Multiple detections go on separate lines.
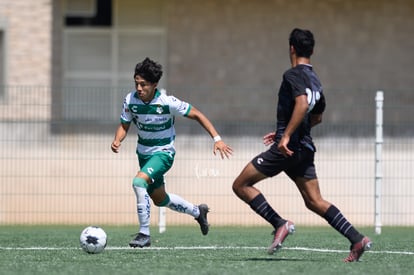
64, 0, 96, 17
61, 0, 166, 123
65, 0, 111, 26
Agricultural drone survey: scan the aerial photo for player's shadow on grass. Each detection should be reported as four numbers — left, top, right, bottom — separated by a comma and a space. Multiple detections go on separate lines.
242, 257, 318, 262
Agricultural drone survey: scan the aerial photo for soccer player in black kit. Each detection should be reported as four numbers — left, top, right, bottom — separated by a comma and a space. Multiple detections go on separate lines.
232, 28, 372, 262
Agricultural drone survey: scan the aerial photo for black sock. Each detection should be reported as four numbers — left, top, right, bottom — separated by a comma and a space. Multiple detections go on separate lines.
323, 205, 364, 244
249, 193, 285, 229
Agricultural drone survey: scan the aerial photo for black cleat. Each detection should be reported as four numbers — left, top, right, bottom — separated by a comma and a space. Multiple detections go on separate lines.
129, 233, 151, 248
195, 204, 210, 235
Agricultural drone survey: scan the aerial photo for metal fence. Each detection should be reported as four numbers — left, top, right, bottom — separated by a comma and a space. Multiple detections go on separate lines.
0, 87, 413, 229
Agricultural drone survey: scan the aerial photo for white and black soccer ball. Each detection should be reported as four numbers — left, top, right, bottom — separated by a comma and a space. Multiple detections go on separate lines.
79, 226, 107, 254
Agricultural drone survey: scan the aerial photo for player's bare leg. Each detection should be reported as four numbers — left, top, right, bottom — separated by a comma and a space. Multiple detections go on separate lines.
233, 163, 292, 253
295, 177, 372, 261
232, 163, 266, 202
294, 177, 330, 216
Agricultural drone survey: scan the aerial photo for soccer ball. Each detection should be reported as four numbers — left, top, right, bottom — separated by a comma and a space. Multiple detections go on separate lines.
79, 226, 107, 254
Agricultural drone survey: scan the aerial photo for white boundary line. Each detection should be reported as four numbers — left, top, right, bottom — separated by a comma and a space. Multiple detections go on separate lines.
0, 246, 413, 255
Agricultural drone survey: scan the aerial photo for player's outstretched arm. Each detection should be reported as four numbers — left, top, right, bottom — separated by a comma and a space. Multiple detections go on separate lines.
111, 123, 130, 153
186, 106, 233, 159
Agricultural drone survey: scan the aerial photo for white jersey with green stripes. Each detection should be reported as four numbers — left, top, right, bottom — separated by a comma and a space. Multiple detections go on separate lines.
120, 89, 191, 156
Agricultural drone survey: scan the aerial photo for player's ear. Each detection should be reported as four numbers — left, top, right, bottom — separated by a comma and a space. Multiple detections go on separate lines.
289, 45, 295, 55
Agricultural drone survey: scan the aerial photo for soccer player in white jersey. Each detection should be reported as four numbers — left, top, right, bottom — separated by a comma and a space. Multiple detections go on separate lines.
111, 57, 233, 248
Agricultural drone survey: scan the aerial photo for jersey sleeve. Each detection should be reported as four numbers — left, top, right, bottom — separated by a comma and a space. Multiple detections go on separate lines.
285, 70, 307, 98
167, 95, 191, 116
120, 94, 133, 123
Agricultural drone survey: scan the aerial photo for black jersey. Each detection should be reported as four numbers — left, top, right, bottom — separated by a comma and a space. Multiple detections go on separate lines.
275, 64, 326, 151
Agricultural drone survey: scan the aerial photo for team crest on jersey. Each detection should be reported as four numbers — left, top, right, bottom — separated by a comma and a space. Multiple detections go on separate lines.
156, 106, 163, 114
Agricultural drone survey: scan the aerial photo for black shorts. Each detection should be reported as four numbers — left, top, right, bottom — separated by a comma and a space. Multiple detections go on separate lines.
251, 143, 317, 180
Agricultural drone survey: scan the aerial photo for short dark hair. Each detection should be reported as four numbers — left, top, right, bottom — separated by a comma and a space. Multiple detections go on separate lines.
134, 57, 163, 83
289, 28, 315, 58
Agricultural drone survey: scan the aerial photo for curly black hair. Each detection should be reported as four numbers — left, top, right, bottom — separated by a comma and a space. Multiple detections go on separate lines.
134, 57, 163, 83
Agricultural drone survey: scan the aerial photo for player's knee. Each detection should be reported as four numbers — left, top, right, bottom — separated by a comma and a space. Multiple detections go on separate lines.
232, 180, 241, 194
132, 177, 148, 189
154, 194, 170, 207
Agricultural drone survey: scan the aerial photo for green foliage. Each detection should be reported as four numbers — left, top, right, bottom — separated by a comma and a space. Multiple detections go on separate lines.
0, 225, 413, 275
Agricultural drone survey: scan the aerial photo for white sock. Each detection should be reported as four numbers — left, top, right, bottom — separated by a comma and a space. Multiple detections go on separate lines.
166, 193, 200, 218
133, 186, 151, 236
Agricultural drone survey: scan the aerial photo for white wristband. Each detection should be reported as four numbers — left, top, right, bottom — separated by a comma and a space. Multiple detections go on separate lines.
213, 135, 222, 142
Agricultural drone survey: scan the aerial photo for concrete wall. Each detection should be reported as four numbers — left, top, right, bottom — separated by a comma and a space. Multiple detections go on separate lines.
0, 0, 52, 120
165, 0, 414, 126
1, 0, 413, 127
0, 0, 51, 86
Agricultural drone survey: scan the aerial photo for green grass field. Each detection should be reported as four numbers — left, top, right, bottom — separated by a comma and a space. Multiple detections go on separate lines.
0, 225, 413, 275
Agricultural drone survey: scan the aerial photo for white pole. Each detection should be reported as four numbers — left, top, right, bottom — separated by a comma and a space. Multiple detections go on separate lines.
375, 91, 384, 235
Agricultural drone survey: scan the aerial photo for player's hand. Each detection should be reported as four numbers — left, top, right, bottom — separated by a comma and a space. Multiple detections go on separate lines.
277, 135, 293, 157
213, 140, 233, 159
111, 140, 121, 153
263, 132, 276, 146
